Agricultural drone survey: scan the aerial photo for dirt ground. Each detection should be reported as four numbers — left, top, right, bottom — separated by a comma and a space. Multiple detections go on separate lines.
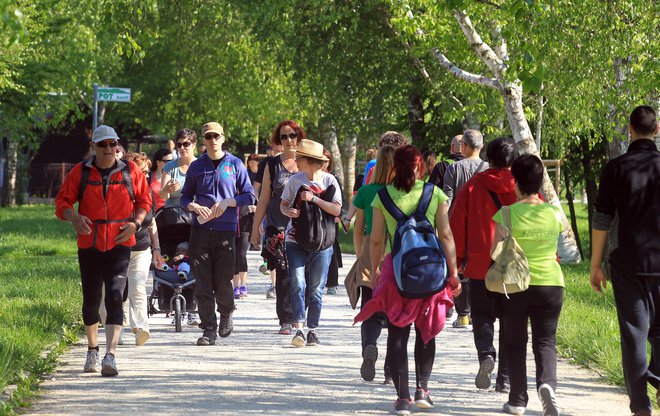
28, 252, 632, 415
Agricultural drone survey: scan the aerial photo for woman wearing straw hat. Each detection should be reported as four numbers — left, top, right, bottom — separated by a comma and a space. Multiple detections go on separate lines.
280, 139, 342, 347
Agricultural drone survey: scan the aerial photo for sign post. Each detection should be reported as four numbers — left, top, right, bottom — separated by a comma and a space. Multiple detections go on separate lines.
92, 85, 132, 130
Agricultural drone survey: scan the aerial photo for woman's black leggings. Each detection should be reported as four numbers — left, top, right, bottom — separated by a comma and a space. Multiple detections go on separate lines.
386, 324, 436, 399
234, 231, 250, 274
78, 246, 131, 326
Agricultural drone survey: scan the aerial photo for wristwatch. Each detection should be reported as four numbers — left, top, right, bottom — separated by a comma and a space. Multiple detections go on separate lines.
130, 219, 141, 230
311, 196, 318, 203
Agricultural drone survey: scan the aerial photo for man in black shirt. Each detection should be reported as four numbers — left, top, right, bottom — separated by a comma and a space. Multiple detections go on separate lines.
591, 105, 660, 416
428, 134, 464, 188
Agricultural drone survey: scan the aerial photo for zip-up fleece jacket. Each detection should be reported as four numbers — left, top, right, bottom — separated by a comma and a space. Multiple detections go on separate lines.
55, 158, 152, 252
449, 168, 517, 280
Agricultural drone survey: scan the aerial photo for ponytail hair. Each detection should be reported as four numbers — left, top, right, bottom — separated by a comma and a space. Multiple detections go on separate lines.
392, 145, 422, 193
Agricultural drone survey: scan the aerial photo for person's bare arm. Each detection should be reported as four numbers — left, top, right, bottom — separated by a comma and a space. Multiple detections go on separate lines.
370, 208, 386, 287
251, 166, 273, 249
590, 229, 609, 293
435, 202, 461, 295
353, 209, 365, 258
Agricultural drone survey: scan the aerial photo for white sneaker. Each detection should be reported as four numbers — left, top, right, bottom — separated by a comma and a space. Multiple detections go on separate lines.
101, 352, 118, 377
503, 402, 526, 415
135, 329, 150, 346
187, 312, 200, 326
83, 349, 100, 372
538, 384, 560, 416
171, 312, 186, 325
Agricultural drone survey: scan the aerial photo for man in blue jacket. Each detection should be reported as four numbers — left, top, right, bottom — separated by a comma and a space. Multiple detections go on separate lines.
181, 122, 256, 346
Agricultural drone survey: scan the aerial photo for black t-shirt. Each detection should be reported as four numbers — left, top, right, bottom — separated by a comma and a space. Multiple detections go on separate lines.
95, 161, 118, 198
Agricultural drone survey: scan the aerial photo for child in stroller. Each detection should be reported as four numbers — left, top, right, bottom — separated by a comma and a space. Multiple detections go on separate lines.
148, 206, 199, 331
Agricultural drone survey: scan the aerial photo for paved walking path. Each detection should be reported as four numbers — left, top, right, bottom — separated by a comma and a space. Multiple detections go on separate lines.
29, 252, 630, 415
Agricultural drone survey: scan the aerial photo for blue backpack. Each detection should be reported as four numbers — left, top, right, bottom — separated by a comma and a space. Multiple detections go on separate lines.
378, 183, 448, 299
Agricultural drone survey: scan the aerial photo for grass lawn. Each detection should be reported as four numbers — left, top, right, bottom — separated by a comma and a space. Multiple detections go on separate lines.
0, 205, 82, 414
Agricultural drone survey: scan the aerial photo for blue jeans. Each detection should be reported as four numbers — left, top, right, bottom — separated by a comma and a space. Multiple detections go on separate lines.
286, 242, 333, 329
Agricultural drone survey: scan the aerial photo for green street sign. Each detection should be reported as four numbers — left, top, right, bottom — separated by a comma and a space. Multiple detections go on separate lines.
97, 87, 131, 102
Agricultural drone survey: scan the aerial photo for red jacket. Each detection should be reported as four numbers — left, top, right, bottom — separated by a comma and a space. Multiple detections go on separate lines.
55, 159, 152, 252
449, 168, 517, 280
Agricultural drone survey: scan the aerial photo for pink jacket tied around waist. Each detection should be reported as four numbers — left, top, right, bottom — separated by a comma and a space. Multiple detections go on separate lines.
353, 254, 454, 344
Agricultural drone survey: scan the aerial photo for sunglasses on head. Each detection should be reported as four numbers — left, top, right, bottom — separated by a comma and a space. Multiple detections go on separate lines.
204, 133, 223, 141
279, 132, 297, 142
176, 141, 193, 148
96, 141, 118, 148
160, 158, 173, 162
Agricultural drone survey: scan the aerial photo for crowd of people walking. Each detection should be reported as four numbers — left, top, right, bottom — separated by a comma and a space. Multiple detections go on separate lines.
55, 106, 659, 416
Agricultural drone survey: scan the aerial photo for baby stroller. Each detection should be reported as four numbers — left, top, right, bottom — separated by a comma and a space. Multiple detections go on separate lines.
148, 206, 197, 332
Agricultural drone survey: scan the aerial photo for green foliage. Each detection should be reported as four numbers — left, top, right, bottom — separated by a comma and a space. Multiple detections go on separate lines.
0, 205, 82, 414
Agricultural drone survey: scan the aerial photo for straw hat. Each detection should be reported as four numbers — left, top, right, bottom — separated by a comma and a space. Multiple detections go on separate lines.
295, 139, 328, 161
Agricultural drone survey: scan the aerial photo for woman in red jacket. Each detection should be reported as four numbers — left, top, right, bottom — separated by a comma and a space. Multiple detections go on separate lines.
55, 125, 151, 377
449, 137, 518, 393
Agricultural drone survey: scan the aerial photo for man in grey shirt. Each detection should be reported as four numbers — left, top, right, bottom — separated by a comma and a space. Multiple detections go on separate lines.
442, 129, 488, 329
443, 129, 489, 209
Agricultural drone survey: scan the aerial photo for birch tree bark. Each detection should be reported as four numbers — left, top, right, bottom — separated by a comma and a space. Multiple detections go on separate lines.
432, 9, 582, 263
341, 134, 357, 207
3, 140, 18, 207
319, 121, 345, 190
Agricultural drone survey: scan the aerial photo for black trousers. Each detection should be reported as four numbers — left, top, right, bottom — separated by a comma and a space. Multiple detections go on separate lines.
611, 265, 660, 414
386, 324, 435, 399
360, 286, 390, 378
190, 228, 236, 330
234, 231, 250, 274
469, 278, 508, 381
454, 273, 471, 316
78, 246, 130, 326
500, 286, 563, 407
275, 265, 292, 325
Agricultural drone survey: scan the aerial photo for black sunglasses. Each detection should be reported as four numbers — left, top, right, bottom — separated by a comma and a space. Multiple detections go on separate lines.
204, 133, 223, 141
176, 141, 193, 148
279, 132, 297, 142
96, 141, 118, 148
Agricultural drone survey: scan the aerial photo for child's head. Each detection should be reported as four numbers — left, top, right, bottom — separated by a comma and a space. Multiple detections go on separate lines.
175, 242, 189, 256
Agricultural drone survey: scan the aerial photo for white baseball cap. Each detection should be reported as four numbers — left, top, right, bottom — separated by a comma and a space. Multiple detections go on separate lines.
92, 125, 119, 143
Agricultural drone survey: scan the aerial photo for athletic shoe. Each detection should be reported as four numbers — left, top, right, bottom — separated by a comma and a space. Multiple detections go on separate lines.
219, 312, 233, 338
239, 286, 248, 298
135, 329, 150, 346
475, 356, 495, 389
266, 286, 276, 299
538, 384, 560, 416
452, 315, 471, 328
279, 323, 292, 335
393, 398, 413, 415
83, 349, 100, 373
187, 312, 200, 326
291, 330, 305, 347
383, 377, 393, 385
495, 379, 511, 393
197, 329, 217, 346
414, 388, 434, 409
117, 328, 126, 345
306, 330, 320, 346
360, 344, 378, 381
503, 402, 526, 415
101, 353, 118, 377
446, 306, 455, 319
171, 312, 186, 325
259, 262, 269, 275
326, 286, 338, 295
233, 287, 240, 299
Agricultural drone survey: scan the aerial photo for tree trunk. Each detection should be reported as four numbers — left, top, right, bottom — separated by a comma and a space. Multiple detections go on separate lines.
407, 90, 425, 146
504, 85, 582, 264
3, 140, 18, 207
319, 122, 344, 189
564, 173, 583, 259
341, 134, 357, 208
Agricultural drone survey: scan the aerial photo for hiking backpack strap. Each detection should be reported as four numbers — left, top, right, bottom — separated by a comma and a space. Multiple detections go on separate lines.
414, 183, 434, 217
121, 163, 135, 202
488, 190, 502, 209
78, 162, 91, 202
377, 187, 406, 223
502, 205, 512, 236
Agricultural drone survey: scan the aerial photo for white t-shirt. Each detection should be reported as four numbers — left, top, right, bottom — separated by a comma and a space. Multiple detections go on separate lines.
281, 172, 342, 243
